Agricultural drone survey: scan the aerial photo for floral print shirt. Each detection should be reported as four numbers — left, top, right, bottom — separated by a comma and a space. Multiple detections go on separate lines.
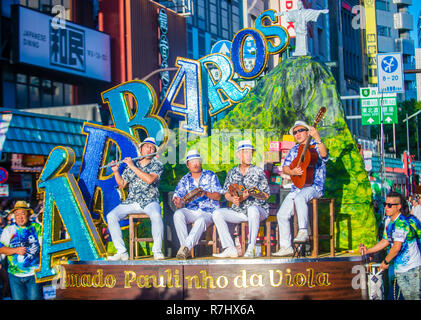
173, 170, 223, 213
121, 157, 163, 208
222, 165, 270, 215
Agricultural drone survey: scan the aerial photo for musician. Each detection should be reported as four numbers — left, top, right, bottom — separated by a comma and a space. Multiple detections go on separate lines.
273, 121, 329, 257
107, 137, 165, 261
212, 140, 270, 258
172, 150, 223, 259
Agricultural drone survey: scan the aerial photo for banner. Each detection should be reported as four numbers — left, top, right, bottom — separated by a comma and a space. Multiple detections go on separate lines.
364, 0, 378, 84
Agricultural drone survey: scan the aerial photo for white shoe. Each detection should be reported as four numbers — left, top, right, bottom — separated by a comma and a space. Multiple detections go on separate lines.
213, 247, 238, 258
243, 245, 254, 258
107, 252, 129, 261
153, 252, 165, 260
294, 230, 309, 243
272, 247, 294, 257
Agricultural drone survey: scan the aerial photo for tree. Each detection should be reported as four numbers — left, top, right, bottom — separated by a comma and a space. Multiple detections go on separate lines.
371, 99, 421, 159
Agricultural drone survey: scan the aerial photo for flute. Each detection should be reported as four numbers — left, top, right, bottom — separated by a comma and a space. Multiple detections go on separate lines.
100, 152, 158, 169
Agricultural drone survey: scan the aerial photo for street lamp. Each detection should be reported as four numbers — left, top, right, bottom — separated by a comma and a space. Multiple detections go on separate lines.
403, 109, 421, 159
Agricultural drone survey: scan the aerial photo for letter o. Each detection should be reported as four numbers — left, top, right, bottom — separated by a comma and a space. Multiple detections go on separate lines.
230, 28, 268, 79
105, 274, 116, 288
216, 275, 229, 288
293, 273, 307, 287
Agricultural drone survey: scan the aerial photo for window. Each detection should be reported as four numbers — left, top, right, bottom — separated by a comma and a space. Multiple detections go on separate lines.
5, 73, 74, 108
376, 0, 390, 12
15, 0, 71, 18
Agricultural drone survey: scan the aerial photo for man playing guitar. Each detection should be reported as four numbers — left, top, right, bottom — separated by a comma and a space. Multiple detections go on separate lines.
172, 149, 223, 259
212, 140, 270, 258
273, 121, 329, 257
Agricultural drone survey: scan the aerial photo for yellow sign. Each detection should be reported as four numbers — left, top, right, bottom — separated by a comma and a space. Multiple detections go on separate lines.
365, 0, 378, 84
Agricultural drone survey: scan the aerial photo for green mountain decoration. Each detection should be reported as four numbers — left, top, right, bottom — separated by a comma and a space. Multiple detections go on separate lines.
161, 56, 378, 251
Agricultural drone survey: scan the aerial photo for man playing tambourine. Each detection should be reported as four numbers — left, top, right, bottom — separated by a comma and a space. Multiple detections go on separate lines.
172, 149, 223, 259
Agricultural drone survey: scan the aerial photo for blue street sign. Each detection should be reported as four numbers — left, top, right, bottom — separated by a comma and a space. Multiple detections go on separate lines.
377, 53, 404, 94
211, 40, 232, 56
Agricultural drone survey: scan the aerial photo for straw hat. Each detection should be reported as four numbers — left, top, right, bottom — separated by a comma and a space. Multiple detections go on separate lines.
10, 201, 33, 215
138, 137, 159, 153
184, 149, 202, 164
236, 140, 256, 153
289, 120, 310, 136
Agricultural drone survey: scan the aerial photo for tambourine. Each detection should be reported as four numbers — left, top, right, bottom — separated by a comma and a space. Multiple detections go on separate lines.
182, 188, 204, 204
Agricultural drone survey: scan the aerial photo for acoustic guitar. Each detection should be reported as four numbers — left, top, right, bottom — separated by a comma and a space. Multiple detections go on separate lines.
290, 107, 327, 189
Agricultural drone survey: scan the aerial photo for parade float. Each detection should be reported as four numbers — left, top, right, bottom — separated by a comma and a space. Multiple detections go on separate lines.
34, 7, 377, 300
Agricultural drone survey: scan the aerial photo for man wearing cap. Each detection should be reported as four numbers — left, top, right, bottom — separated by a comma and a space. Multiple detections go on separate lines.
273, 121, 328, 257
172, 150, 223, 259
212, 140, 270, 258
0, 201, 42, 300
107, 137, 165, 261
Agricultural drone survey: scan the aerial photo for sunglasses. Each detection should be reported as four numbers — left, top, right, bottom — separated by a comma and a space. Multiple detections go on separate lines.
292, 128, 309, 135
383, 202, 400, 208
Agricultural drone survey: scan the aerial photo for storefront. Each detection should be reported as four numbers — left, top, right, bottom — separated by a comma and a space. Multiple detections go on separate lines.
0, 110, 88, 202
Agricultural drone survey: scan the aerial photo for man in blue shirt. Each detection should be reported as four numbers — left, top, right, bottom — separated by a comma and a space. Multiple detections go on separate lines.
360, 191, 421, 300
274, 121, 329, 257
173, 150, 222, 259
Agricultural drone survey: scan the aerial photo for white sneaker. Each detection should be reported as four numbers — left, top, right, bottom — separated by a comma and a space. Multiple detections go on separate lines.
294, 230, 309, 243
213, 247, 239, 258
243, 245, 255, 258
153, 252, 165, 260
272, 247, 294, 257
107, 252, 129, 261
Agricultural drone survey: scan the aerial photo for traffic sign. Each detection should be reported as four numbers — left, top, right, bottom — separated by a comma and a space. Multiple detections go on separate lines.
377, 53, 404, 94
211, 40, 231, 56
0, 167, 8, 184
360, 87, 397, 125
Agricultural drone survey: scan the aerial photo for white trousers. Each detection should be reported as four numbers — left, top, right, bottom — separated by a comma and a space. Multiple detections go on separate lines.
212, 206, 267, 250
276, 186, 322, 248
173, 208, 213, 250
107, 201, 163, 254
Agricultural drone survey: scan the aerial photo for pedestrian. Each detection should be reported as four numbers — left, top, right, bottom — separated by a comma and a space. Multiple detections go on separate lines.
413, 197, 421, 222
0, 201, 43, 300
359, 191, 421, 300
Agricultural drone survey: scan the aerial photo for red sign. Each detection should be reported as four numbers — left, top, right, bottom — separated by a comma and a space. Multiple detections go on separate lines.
0, 167, 8, 184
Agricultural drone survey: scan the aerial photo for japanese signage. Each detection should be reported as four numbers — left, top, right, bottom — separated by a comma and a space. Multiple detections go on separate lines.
364, 0, 378, 85
158, 8, 170, 102
14, 5, 111, 82
377, 53, 404, 94
360, 87, 397, 125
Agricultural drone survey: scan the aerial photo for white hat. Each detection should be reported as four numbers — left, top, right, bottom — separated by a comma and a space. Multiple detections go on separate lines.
184, 149, 202, 164
139, 137, 158, 152
289, 121, 310, 136
236, 140, 255, 152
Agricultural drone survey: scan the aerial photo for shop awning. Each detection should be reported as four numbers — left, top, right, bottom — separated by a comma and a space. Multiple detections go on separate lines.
0, 110, 92, 159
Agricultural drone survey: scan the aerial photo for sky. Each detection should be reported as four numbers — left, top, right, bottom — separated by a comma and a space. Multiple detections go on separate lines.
409, 1, 421, 48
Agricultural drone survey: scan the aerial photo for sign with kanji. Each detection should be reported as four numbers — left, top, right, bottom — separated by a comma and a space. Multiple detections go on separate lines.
377, 53, 404, 94
360, 87, 397, 125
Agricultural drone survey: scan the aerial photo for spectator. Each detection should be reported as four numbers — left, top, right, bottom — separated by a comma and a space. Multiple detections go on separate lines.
359, 191, 421, 300
413, 197, 421, 222
0, 201, 42, 300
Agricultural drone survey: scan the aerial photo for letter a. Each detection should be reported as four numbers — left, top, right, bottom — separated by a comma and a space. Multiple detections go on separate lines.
36, 146, 106, 282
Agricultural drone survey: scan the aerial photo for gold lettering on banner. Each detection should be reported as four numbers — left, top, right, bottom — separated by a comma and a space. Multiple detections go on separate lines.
268, 270, 283, 287
200, 270, 217, 289
66, 269, 116, 288
64, 268, 332, 290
